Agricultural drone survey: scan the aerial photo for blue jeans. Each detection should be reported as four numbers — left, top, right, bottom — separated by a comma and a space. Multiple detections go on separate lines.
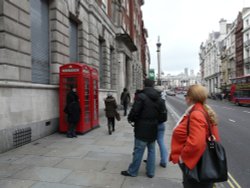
157, 123, 168, 165
128, 138, 156, 177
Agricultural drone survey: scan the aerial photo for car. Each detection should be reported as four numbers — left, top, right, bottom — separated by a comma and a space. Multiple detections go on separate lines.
166, 91, 176, 96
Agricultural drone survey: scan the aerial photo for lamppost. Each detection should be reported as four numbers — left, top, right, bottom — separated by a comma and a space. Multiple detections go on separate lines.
156, 36, 162, 85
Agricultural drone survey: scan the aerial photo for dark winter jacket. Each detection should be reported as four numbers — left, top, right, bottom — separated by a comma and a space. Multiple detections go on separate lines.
67, 101, 81, 124
120, 91, 130, 105
66, 90, 79, 105
64, 90, 81, 124
104, 96, 117, 118
128, 87, 164, 142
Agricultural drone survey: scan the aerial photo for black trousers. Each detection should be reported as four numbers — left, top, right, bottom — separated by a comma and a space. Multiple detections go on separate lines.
179, 164, 213, 188
107, 117, 115, 130
123, 103, 128, 115
67, 123, 77, 135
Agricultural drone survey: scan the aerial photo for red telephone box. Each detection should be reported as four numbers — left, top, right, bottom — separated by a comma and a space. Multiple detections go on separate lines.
59, 63, 97, 134
90, 67, 99, 129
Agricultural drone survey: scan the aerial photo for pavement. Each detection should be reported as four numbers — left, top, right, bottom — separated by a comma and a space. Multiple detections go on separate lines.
0, 111, 182, 188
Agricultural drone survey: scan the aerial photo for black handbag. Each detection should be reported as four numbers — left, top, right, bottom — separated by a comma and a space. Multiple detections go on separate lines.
182, 110, 228, 183
115, 111, 121, 121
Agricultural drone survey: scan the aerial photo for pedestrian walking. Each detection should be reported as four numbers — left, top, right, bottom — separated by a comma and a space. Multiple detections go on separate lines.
104, 92, 118, 135
169, 84, 221, 188
120, 88, 130, 116
64, 86, 81, 138
121, 79, 165, 178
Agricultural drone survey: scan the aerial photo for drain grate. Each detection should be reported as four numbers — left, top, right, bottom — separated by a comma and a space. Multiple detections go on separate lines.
13, 127, 32, 148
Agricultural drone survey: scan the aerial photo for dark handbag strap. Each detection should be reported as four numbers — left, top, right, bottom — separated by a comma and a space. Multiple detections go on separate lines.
187, 109, 213, 139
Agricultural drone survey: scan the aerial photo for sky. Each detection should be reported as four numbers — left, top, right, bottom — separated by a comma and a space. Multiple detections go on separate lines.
141, 0, 250, 76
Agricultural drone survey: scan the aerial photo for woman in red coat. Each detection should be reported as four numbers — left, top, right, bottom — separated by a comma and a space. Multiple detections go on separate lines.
169, 84, 220, 188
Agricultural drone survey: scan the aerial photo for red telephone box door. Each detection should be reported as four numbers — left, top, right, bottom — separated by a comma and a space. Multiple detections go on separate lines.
90, 67, 99, 128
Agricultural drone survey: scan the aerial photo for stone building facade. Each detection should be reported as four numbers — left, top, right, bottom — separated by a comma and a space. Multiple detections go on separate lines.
0, 0, 147, 153
200, 8, 250, 94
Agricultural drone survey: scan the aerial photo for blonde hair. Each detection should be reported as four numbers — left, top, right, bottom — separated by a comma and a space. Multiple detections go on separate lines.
187, 84, 218, 125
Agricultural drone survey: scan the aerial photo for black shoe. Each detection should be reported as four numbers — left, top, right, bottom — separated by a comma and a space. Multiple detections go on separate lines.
112, 128, 115, 132
72, 132, 77, 138
67, 134, 73, 138
143, 160, 147, 163
160, 163, 166, 168
146, 174, 154, 178
121, 171, 133, 177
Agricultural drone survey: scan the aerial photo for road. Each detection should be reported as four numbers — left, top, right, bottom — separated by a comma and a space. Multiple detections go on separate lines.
165, 94, 250, 188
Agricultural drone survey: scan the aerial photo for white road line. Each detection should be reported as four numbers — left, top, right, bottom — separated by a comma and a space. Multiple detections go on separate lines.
222, 107, 234, 110
229, 119, 236, 123
243, 111, 250, 114
165, 100, 180, 122
228, 173, 242, 188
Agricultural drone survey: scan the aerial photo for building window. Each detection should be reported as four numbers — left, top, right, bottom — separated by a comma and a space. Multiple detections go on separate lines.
30, 0, 49, 84
69, 19, 78, 62
99, 39, 105, 88
110, 47, 115, 89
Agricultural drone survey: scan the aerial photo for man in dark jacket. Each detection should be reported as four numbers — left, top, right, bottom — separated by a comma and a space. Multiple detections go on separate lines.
64, 86, 81, 138
120, 88, 130, 116
104, 93, 118, 135
121, 79, 164, 178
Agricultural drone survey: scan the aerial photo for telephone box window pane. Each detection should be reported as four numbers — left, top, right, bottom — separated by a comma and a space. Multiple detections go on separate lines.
85, 78, 90, 123
62, 77, 77, 106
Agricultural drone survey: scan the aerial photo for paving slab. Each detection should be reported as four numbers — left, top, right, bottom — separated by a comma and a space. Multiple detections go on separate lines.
0, 112, 182, 188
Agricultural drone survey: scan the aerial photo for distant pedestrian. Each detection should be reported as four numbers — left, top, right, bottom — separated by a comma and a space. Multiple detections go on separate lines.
64, 86, 81, 138
104, 92, 118, 135
120, 88, 131, 116
121, 79, 165, 178
169, 84, 221, 188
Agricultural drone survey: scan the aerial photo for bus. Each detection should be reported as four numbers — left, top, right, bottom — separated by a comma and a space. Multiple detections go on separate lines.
230, 75, 250, 106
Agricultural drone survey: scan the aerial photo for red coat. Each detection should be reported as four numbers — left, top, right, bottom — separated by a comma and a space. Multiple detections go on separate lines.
169, 103, 220, 169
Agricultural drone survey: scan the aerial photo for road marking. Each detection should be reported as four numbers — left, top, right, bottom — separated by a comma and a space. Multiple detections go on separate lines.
229, 119, 236, 123
222, 107, 234, 110
243, 110, 250, 114
165, 100, 180, 122
228, 179, 235, 188
228, 173, 242, 188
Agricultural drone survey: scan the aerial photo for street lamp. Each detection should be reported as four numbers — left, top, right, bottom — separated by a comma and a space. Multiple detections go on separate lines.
156, 36, 162, 85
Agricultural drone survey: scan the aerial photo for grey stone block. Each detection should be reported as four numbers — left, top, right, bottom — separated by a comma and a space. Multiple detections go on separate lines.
19, 38, 31, 54
19, 67, 31, 82
0, 49, 31, 68
8, 0, 30, 12
19, 10, 30, 27
3, 1, 18, 21
0, 64, 19, 80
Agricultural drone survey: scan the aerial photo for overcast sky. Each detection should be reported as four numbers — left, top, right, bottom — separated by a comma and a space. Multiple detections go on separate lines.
141, 0, 250, 76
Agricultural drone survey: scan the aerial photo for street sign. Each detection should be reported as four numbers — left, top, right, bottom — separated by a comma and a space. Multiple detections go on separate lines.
149, 69, 155, 80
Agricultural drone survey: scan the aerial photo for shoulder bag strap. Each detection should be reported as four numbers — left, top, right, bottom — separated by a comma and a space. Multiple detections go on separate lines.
187, 109, 212, 138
